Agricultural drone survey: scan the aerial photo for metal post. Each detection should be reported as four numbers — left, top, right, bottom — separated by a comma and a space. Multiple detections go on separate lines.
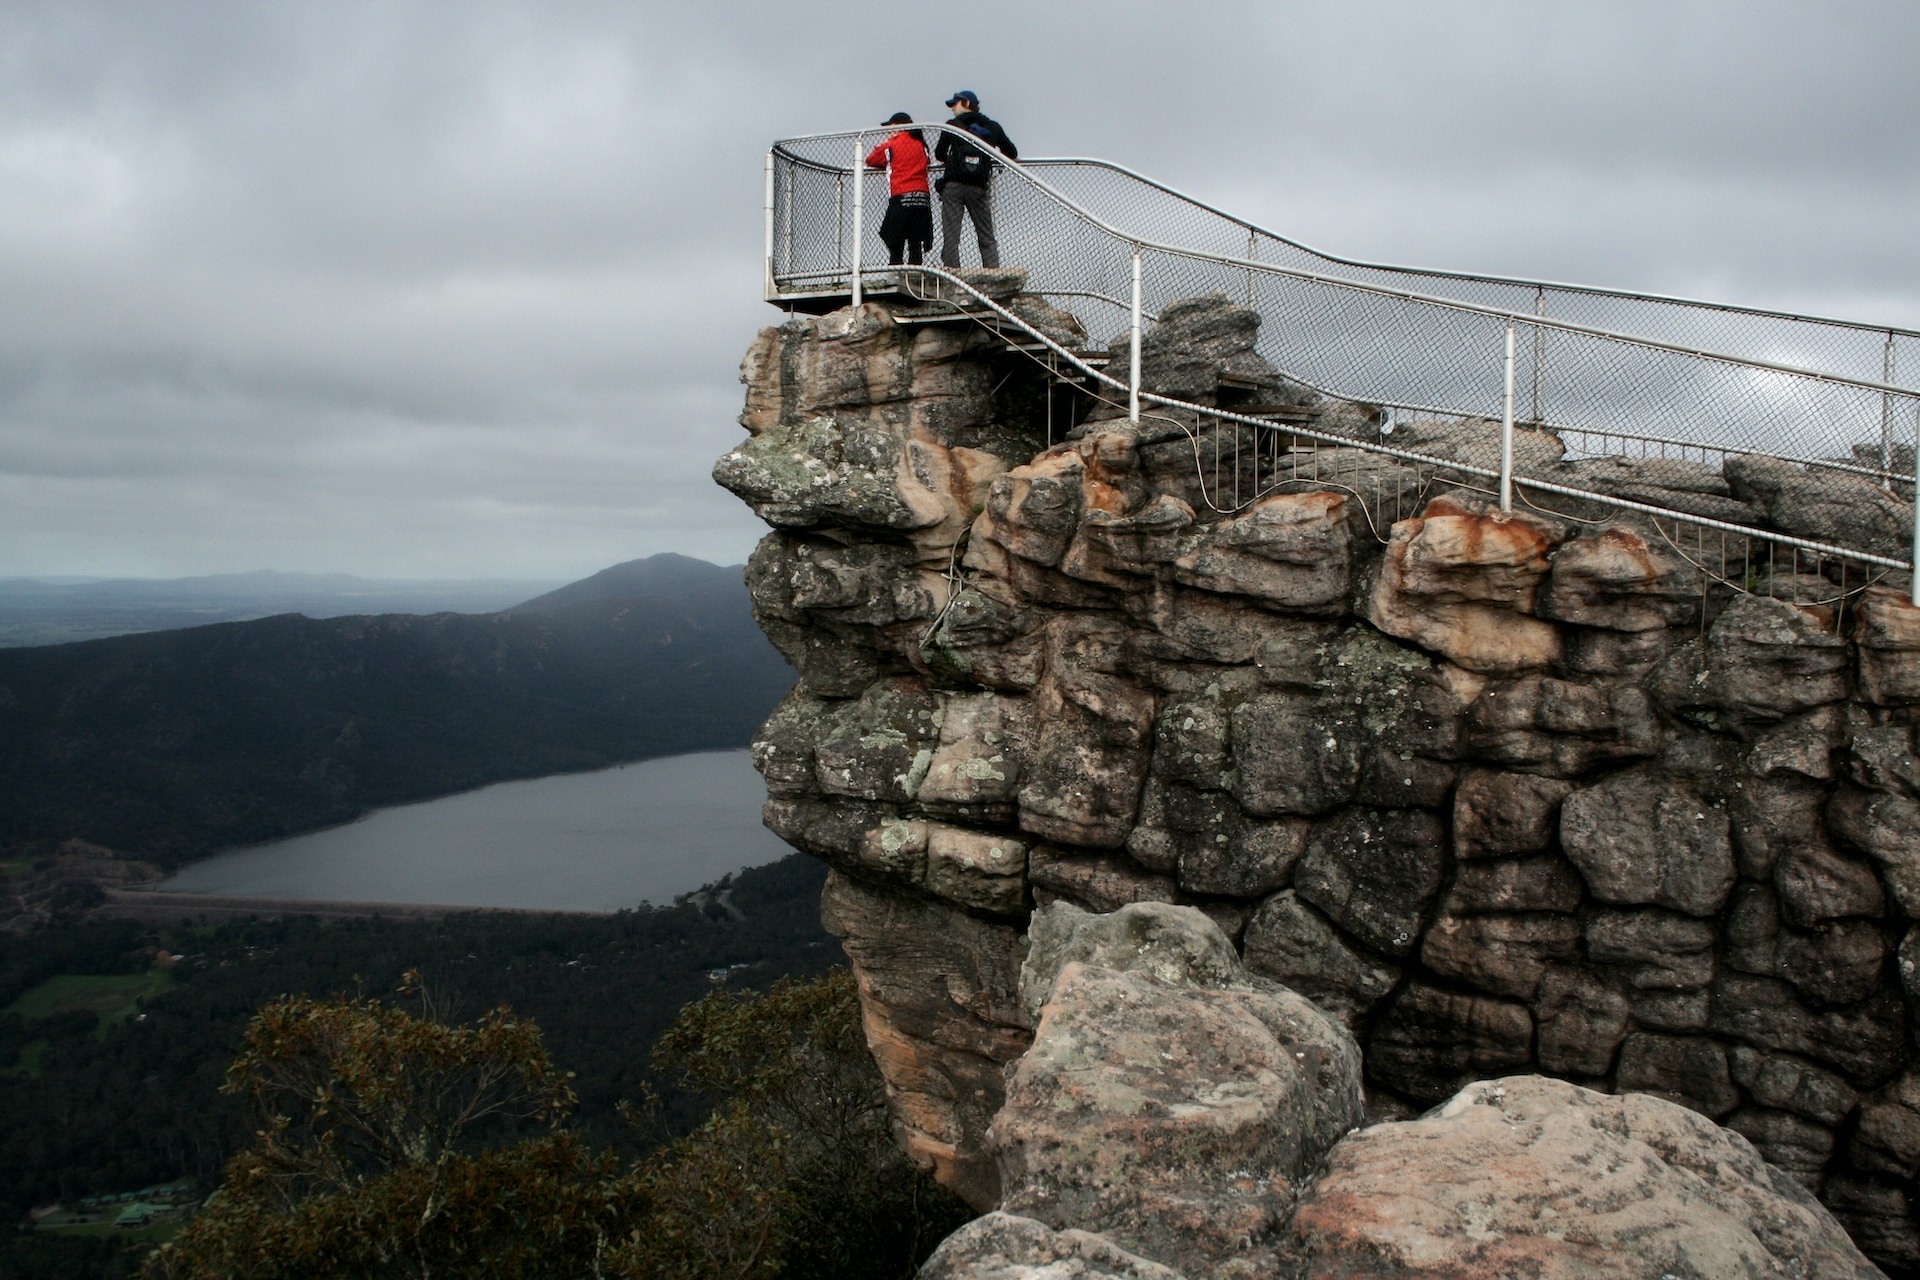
1130, 247, 1143, 424
763, 151, 776, 300
850, 134, 864, 307
1500, 323, 1516, 513
1912, 398, 1920, 607
1245, 229, 1256, 307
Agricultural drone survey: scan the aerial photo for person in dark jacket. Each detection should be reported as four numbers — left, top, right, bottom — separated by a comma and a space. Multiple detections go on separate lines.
866, 112, 932, 265
932, 90, 1016, 269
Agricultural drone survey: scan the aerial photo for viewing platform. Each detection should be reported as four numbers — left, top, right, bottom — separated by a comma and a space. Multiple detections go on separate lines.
764, 125, 1920, 599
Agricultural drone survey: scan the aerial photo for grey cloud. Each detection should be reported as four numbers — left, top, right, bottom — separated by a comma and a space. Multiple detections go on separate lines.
3, 0, 1916, 578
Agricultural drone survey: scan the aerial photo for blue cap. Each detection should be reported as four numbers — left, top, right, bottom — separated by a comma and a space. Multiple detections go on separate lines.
945, 90, 978, 107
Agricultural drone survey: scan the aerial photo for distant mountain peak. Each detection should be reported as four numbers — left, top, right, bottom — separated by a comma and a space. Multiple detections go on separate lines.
507, 554, 742, 614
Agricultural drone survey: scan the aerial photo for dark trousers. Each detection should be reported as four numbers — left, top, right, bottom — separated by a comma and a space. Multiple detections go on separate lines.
880, 194, 932, 265
882, 232, 925, 265
940, 181, 999, 268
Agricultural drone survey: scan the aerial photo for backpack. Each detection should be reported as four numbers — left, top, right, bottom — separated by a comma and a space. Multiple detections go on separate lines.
946, 118, 1013, 185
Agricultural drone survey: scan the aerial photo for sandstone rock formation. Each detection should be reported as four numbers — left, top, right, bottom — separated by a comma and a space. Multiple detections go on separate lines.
717, 283, 1920, 1271
992, 903, 1362, 1275
1289, 1075, 1882, 1278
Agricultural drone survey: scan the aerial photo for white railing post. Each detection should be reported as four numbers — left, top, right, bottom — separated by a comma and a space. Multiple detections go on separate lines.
1129, 247, 1143, 424
1911, 398, 1919, 607
1500, 323, 1516, 513
763, 151, 776, 299
850, 134, 864, 307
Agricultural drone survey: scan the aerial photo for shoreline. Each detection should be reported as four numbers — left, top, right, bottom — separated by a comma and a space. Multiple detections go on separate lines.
97, 887, 615, 924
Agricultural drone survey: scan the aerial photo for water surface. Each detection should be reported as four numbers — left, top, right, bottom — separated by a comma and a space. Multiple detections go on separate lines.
155, 750, 787, 911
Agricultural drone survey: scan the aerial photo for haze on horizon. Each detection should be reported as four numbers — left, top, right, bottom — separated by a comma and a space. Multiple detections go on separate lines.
6, 0, 1917, 582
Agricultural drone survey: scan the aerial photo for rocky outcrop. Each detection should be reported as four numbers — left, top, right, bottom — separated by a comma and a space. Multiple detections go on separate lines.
1289, 1075, 1881, 1278
992, 903, 1362, 1276
716, 286, 1920, 1271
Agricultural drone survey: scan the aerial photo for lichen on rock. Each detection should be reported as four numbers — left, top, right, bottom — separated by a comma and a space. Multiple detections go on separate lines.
718, 289, 1920, 1272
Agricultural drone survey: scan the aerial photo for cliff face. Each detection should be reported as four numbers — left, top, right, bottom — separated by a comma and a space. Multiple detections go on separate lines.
716, 281, 1920, 1266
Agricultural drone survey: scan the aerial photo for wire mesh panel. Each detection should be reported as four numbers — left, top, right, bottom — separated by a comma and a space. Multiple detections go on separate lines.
767, 127, 1920, 583
1018, 157, 1920, 390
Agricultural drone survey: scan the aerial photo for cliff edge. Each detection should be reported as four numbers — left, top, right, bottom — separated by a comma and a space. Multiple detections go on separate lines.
716, 279, 1920, 1274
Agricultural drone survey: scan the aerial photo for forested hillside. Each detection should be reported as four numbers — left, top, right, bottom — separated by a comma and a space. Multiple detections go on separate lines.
0, 853, 837, 1279
0, 554, 794, 867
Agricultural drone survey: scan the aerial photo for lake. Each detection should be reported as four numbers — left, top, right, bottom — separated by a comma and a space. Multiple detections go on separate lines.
152, 750, 792, 912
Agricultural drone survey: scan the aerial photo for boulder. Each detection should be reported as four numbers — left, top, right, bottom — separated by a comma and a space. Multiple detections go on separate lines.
1364, 497, 1564, 674
1241, 890, 1402, 1025
1293, 808, 1447, 957
916, 1213, 1187, 1280
1856, 588, 1920, 707
994, 903, 1362, 1277
1287, 1076, 1882, 1278
1533, 966, 1631, 1077
1560, 769, 1735, 916
1725, 455, 1913, 564
1652, 594, 1850, 734
1540, 525, 1700, 632
1017, 901, 1243, 1024
1451, 768, 1575, 858
1464, 677, 1661, 776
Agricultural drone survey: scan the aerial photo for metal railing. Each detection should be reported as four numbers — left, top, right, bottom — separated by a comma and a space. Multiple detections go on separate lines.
766, 125, 1920, 602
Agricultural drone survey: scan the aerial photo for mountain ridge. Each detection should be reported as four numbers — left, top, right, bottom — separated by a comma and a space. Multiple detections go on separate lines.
0, 554, 794, 868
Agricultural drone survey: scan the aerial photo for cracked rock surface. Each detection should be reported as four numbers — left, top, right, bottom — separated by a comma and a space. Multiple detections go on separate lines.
717, 292, 1920, 1272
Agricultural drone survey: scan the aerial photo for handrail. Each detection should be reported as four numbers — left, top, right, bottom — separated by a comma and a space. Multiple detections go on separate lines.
767, 125, 1920, 598
776, 125, 1918, 398
889, 264, 1915, 575
1019, 156, 1920, 345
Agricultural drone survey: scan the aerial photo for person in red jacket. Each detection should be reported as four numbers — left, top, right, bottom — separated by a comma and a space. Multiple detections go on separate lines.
866, 112, 933, 266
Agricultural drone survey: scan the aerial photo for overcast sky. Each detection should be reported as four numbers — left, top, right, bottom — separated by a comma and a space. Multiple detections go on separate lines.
5, 0, 1917, 580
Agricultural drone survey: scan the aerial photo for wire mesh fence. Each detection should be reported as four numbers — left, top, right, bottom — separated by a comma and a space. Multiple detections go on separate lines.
767, 127, 1920, 592
1017, 157, 1920, 394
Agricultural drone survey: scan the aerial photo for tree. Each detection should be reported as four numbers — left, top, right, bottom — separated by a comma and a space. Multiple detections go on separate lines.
146, 969, 969, 1280
146, 974, 636, 1280
607, 970, 972, 1280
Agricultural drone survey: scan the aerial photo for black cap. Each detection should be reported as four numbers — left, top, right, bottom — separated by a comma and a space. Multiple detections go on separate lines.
883, 111, 913, 125
945, 90, 978, 107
